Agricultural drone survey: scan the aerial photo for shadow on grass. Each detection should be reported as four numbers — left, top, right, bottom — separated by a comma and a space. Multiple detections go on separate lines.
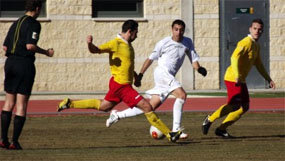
24, 135, 285, 150
233, 134, 285, 139
201, 134, 285, 142
23, 141, 200, 151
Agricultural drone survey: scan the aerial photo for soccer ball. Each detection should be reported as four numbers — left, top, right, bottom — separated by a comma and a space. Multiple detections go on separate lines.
149, 125, 164, 139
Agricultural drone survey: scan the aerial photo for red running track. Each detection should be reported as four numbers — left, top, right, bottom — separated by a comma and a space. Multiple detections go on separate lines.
0, 97, 284, 116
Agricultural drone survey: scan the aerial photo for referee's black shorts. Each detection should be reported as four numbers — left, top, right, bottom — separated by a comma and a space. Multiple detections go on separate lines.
4, 56, 36, 95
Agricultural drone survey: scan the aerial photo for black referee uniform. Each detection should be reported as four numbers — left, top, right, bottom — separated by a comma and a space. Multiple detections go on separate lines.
3, 15, 41, 95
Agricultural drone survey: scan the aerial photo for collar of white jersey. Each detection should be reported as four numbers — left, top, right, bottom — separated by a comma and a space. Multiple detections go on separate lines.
248, 34, 256, 42
170, 36, 184, 44
117, 34, 129, 44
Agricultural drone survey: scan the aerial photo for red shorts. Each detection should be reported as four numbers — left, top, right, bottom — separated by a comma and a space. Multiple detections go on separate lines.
104, 77, 143, 108
225, 80, 249, 104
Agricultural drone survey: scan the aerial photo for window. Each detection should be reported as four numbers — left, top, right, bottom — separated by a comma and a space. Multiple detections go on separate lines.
0, 0, 46, 18
92, 0, 143, 18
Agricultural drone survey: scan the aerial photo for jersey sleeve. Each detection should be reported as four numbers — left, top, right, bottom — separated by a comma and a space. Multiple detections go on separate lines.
26, 21, 41, 45
3, 23, 15, 47
188, 50, 200, 63
183, 37, 200, 63
98, 39, 116, 53
231, 41, 245, 79
148, 40, 163, 60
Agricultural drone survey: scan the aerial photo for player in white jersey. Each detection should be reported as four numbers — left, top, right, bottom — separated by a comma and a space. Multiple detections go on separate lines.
106, 19, 207, 139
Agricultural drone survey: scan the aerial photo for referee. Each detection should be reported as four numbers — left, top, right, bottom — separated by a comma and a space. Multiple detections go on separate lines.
0, 0, 54, 150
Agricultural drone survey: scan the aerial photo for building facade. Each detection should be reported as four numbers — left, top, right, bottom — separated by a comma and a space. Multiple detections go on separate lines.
0, 0, 284, 94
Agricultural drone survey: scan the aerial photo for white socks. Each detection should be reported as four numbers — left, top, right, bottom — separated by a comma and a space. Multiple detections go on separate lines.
116, 107, 144, 119
172, 98, 185, 131
116, 98, 185, 132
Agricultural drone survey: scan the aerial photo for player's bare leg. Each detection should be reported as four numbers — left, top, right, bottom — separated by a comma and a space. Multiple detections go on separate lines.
149, 95, 162, 110
97, 100, 117, 112
106, 95, 162, 127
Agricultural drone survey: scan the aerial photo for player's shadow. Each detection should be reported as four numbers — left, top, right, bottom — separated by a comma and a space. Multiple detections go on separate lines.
29, 142, 195, 151
201, 134, 285, 142
232, 134, 285, 139
24, 135, 285, 150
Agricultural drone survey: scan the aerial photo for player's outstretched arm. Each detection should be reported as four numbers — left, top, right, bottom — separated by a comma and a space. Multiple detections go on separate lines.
192, 61, 207, 77
256, 65, 275, 89
140, 58, 153, 74
254, 56, 275, 89
26, 44, 54, 57
86, 35, 101, 53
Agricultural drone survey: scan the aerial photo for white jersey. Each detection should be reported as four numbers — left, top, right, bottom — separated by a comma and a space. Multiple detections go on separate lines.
148, 36, 200, 76
146, 36, 200, 102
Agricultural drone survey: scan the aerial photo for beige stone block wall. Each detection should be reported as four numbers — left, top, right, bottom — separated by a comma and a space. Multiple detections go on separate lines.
193, 0, 220, 89
270, 0, 285, 89
0, 0, 284, 94
48, 0, 91, 16
0, 0, 181, 93
145, 0, 181, 16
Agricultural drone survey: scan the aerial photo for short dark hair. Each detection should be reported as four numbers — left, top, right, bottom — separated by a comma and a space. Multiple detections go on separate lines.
25, 0, 42, 12
122, 20, 138, 33
172, 19, 186, 29
251, 18, 264, 26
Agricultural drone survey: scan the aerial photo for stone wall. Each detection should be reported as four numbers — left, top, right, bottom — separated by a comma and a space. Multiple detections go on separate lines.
269, 0, 285, 88
0, 0, 284, 94
0, 0, 181, 93
193, 0, 220, 89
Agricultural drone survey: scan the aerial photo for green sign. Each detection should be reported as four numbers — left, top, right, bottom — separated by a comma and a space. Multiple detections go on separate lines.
236, 8, 254, 14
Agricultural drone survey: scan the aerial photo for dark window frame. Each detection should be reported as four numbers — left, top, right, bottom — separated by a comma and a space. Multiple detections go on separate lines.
92, 0, 143, 18
0, 0, 47, 18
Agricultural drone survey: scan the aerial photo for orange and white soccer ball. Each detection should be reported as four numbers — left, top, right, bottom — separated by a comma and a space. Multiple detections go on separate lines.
149, 125, 164, 139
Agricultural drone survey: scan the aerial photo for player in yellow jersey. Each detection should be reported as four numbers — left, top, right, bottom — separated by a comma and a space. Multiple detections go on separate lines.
57, 20, 182, 142
202, 19, 275, 138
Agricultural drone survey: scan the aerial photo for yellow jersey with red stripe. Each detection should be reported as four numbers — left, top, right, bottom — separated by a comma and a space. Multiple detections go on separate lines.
99, 35, 134, 85
224, 35, 271, 83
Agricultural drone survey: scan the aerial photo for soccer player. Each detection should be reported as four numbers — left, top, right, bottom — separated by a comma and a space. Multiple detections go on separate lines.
57, 20, 182, 142
105, 19, 207, 139
0, 0, 54, 150
202, 19, 276, 138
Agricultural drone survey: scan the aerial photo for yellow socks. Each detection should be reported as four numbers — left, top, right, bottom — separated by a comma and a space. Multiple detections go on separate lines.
210, 103, 248, 130
70, 99, 101, 110
145, 111, 171, 136
219, 107, 245, 130
209, 104, 237, 122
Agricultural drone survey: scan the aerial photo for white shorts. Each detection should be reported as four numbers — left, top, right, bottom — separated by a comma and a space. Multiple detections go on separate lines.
145, 67, 181, 102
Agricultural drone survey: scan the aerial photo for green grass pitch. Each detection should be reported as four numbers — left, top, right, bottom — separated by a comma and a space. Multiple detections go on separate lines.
0, 112, 284, 161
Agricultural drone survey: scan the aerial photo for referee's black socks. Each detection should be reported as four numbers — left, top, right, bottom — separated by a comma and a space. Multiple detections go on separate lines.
12, 115, 26, 143
1, 111, 12, 142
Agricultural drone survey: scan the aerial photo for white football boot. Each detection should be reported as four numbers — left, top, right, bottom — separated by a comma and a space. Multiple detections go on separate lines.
173, 127, 188, 139
106, 110, 119, 127
179, 132, 189, 139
